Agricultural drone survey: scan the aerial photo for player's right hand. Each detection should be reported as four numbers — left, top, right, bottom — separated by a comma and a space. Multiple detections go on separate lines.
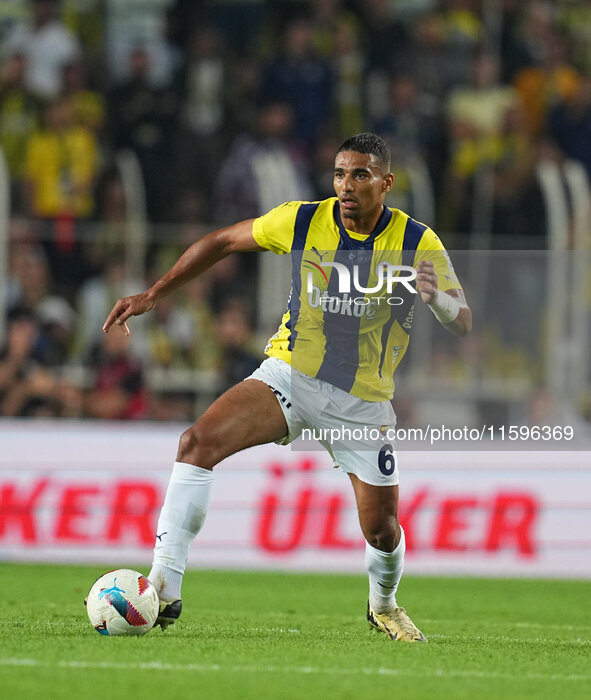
102, 292, 156, 336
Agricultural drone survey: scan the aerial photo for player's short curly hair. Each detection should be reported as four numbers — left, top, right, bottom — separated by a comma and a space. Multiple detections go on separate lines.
337, 133, 391, 172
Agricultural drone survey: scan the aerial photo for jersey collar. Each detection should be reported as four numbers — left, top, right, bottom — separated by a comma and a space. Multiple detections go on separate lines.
333, 200, 392, 249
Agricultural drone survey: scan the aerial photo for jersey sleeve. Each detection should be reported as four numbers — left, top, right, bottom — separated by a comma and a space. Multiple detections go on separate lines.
416, 228, 462, 293
252, 201, 301, 255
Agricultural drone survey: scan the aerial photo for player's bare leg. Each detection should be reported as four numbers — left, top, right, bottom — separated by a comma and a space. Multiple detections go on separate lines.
149, 379, 287, 627
349, 474, 426, 642
174, 379, 288, 467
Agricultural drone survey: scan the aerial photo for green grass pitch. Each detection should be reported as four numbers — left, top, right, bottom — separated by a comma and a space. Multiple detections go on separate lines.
0, 564, 590, 700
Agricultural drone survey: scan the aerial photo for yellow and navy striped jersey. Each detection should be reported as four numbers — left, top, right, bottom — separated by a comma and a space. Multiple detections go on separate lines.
252, 198, 461, 401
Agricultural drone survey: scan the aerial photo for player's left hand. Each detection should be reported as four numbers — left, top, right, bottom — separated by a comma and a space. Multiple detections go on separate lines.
416, 260, 438, 305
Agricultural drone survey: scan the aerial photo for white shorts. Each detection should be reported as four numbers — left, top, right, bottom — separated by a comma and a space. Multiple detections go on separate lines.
247, 357, 399, 487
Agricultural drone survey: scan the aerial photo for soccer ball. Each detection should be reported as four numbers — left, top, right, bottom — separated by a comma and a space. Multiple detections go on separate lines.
86, 569, 159, 636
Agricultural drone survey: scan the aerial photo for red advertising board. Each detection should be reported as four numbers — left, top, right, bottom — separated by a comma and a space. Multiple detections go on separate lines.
1, 421, 589, 577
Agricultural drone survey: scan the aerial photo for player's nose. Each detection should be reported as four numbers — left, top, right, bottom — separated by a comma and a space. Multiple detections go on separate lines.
341, 174, 354, 191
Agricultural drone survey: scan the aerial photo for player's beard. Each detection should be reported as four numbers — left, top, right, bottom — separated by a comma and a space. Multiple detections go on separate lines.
340, 204, 360, 222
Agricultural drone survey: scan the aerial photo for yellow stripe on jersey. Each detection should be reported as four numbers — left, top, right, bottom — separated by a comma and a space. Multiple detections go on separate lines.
253, 198, 461, 401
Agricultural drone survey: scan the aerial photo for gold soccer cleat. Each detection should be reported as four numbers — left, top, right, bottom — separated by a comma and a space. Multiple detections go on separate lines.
366, 601, 427, 642
155, 599, 182, 630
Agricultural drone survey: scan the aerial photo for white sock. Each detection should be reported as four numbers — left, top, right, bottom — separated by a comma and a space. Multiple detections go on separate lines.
148, 461, 213, 601
365, 526, 406, 613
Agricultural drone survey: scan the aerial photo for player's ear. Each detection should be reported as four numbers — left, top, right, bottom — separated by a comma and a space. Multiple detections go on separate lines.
383, 172, 394, 192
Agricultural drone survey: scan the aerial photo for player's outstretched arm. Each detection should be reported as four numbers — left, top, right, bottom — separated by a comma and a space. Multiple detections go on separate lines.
416, 260, 472, 337
102, 219, 262, 335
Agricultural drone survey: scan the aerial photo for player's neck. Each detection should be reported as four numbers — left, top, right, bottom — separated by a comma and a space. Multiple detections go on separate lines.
341, 205, 385, 236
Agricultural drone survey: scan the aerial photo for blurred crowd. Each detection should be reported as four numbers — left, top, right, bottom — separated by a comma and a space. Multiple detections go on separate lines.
1, 0, 591, 422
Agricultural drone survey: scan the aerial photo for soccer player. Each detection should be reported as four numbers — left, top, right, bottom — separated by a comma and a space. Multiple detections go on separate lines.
103, 133, 472, 642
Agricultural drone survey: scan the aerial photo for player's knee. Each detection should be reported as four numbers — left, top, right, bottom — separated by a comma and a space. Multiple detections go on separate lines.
177, 426, 217, 469
365, 518, 399, 552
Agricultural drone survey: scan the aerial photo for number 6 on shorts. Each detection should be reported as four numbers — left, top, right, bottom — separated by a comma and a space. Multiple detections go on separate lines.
378, 444, 396, 476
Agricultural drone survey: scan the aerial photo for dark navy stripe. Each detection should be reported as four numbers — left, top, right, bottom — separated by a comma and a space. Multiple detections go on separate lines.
315, 241, 375, 393
377, 217, 426, 376
402, 216, 427, 267
333, 201, 392, 250
292, 202, 320, 250
287, 203, 320, 351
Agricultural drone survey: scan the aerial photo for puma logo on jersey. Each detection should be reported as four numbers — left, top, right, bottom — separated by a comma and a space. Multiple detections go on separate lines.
311, 246, 328, 263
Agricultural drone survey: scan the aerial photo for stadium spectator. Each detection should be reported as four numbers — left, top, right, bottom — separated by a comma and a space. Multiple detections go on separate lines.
183, 275, 220, 371
4, 220, 36, 308
1, 362, 62, 416
548, 74, 591, 179
437, 113, 480, 234
0, 53, 38, 212
405, 12, 454, 103
437, 52, 520, 233
507, 0, 555, 73
144, 294, 196, 370
224, 54, 262, 138
23, 96, 98, 221
513, 30, 580, 136
4, 0, 81, 101
108, 46, 179, 221
214, 297, 261, 393
490, 103, 546, 239
5, 239, 79, 367
74, 258, 143, 362
84, 324, 148, 420
35, 294, 75, 366
170, 25, 227, 200
0, 305, 72, 417
375, 72, 444, 183
260, 17, 333, 148
81, 167, 128, 280
439, 0, 483, 55
404, 1, 484, 101
214, 100, 312, 224
61, 59, 105, 137
438, 50, 522, 236
499, 0, 541, 82
8, 243, 60, 313
356, 0, 409, 76
104, 0, 179, 89
21, 96, 99, 292
0, 308, 40, 407
447, 53, 518, 140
